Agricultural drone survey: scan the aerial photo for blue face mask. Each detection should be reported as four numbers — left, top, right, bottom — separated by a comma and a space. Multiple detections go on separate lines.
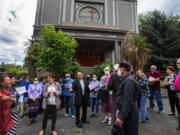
34, 81, 39, 85
66, 78, 70, 81
93, 78, 97, 81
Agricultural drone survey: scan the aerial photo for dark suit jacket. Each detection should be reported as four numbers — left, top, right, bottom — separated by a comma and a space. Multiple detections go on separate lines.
73, 80, 90, 106
108, 71, 121, 98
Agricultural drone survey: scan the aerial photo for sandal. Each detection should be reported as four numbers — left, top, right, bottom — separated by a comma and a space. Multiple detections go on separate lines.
102, 118, 108, 123
52, 131, 58, 135
39, 130, 44, 135
28, 119, 32, 126
108, 119, 112, 125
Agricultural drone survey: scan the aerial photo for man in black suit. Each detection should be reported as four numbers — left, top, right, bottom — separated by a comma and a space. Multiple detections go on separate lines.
73, 72, 90, 128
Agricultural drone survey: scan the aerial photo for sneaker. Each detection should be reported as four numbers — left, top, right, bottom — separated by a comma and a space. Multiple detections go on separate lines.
90, 114, 95, 118
64, 114, 69, 117
157, 110, 164, 114
72, 115, 75, 119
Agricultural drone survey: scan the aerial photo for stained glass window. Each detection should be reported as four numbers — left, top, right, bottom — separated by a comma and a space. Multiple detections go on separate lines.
78, 7, 100, 23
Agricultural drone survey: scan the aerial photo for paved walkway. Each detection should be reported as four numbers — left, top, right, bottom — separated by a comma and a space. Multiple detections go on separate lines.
17, 98, 180, 135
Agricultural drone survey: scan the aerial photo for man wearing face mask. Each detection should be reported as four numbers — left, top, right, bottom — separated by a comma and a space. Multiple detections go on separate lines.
62, 73, 75, 118
108, 64, 121, 124
28, 77, 42, 125
116, 62, 138, 135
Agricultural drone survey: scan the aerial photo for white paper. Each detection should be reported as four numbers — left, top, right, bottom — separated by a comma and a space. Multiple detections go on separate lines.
16, 86, 27, 95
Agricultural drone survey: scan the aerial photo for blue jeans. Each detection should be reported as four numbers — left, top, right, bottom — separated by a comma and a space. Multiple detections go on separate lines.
65, 96, 75, 116
140, 96, 149, 121
90, 97, 99, 113
150, 90, 164, 111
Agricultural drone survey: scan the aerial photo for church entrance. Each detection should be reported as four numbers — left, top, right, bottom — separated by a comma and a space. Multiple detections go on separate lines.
75, 39, 114, 67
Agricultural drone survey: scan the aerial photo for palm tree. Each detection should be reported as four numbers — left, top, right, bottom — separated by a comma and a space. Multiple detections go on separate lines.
120, 33, 151, 73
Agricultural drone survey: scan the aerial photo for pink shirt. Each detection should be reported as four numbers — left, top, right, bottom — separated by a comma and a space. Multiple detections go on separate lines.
175, 73, 180, 91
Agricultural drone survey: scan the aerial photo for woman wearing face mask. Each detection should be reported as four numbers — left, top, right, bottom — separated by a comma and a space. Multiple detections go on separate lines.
89, 74, 100, 118
101, 67, 113, 125
28, 77, 42, 125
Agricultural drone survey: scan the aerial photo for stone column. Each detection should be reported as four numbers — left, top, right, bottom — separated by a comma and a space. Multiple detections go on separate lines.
114, 40, 120, 63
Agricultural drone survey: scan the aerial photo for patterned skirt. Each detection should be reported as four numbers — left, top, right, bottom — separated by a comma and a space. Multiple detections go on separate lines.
6, 112, 18, 135
28, 99, 40, 119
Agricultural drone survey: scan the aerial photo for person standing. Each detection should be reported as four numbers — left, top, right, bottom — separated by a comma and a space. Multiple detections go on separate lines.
116, 62, 138, 135
63, 73, 75, 118
101, 67, 113, 125
108, 64, 121, 124
89, 74, 100, 118
175, 58, 180, 130
147, 65, 164, 113
19, 76, 31, 117
164, 66, 180, 116
137, 69, 151, 123
73, 72, 90, 128
9, 75, 19, 134
28, 77, 42, 125
39, 73, 62, 135
0, 75, 16, 135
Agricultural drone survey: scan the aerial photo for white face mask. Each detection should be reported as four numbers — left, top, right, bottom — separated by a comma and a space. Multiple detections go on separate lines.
117, 70, 122, 76
105, 71, 110, 75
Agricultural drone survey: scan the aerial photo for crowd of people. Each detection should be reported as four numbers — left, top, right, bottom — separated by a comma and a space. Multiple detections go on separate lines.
0, 59, 180, 135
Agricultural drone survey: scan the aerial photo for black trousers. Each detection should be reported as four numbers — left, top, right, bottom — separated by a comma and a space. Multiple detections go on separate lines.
75, 96, 87, 125
42, 105, 57, 131
168, 90, 180, 114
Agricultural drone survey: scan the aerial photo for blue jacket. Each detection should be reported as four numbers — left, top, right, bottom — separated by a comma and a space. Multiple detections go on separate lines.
62, 79, 74, 96
19, 81, 31, 99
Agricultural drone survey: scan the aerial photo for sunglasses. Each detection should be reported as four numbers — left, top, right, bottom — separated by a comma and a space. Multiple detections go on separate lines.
177, 62, 180, 64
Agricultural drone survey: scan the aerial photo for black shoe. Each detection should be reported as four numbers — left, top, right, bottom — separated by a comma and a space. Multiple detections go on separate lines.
82, 120, 90, 124
139, 120, 146, 124
168, 113, 175, 116
76, 124, 83, 128
90, 114, 95, 118
176, 127, 180, 131
146, 117, 150, 121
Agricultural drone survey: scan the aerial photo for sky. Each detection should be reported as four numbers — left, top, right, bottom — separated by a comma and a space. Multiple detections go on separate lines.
0, 0, 180, 65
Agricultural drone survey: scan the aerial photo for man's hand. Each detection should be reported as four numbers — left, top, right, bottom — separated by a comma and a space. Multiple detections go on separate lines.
116, 118, 124, 127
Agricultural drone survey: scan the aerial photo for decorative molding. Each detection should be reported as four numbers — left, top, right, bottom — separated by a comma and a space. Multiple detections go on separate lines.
75, 2, 104, 24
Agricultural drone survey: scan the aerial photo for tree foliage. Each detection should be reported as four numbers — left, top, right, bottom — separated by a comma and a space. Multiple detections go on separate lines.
139, 10, 180, 70
121, 33, 150, 73
29, 25, 79, 78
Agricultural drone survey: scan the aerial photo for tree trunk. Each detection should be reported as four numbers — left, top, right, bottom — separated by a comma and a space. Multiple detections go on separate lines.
28, 57, 36, 79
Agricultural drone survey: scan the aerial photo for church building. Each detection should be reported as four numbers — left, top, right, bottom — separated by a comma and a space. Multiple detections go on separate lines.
33, 0, 138, 69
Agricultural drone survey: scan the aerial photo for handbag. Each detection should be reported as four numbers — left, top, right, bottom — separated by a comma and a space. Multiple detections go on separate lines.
111, 124, 124, 135
97, 88, 109, 102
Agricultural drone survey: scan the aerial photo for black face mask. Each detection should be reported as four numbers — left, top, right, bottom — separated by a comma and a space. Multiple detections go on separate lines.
87, 77, 91, 80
